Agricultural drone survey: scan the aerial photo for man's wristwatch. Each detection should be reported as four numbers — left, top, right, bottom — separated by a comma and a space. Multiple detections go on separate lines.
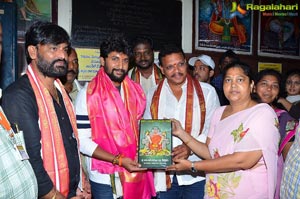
191, 161, 197, 173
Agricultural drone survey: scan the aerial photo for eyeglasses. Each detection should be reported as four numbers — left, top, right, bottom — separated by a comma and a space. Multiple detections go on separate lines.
164, 61, 187, 71
286, 80, 300, 86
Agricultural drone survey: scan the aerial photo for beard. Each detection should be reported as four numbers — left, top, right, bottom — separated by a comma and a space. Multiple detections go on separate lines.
105, 67, 127, 83
37, 53, 67, 78
136, 59, 154, 70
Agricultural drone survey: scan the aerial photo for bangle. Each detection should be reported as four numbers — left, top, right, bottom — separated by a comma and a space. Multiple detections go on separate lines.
51, 190, 57, 199
112, 154, 121, 165
119, 154, 124, 166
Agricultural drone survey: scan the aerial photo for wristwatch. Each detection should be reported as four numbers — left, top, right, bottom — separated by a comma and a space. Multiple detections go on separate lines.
191, 161, 197, 173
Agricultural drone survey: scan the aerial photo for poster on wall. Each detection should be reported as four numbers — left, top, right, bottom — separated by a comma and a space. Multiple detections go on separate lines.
258, 0, 300, 59
195, 0, 253, 54
14, 0, 53, 41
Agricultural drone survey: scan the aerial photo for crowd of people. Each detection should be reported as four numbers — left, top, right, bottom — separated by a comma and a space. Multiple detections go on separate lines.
0, 21, 300, 199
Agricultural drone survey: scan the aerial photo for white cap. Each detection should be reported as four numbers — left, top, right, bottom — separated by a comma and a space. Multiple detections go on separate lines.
188, 55, 215, 70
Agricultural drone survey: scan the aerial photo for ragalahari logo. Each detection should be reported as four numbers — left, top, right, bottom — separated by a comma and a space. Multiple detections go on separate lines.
231, 2, 247, 15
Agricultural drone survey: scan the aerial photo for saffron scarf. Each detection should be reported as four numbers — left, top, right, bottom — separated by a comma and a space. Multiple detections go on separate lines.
131, 64, 163, 84
27, 65, 79, 197
150, 74, 206, 188
151, 74, 206, 135
87, 67, 155, 199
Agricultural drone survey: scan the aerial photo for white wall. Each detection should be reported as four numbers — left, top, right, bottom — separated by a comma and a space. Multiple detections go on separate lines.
58, 0, 193, 53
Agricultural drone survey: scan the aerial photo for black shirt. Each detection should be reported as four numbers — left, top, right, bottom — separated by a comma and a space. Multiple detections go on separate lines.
2, 75, 80, 198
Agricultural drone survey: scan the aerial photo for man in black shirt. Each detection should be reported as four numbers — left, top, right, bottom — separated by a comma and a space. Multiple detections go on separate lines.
2, 21, 89, 199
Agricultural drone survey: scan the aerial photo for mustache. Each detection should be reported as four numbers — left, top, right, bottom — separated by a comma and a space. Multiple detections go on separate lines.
52, 59, 67, 66
112, 68, 126, 74
67, 69, 77, 74
171, 72, 184, 78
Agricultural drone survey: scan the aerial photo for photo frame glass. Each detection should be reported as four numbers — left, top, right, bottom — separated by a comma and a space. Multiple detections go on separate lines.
195, 0, 253, 55
258, 0, 300, 59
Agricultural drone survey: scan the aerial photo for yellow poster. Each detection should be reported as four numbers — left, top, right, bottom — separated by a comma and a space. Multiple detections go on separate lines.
76, 48, 101, 81
258, 62, 282, 73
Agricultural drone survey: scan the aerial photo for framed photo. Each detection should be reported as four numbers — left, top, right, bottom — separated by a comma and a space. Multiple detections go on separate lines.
138, 119, 172, 169
15, 0, 55, 41
0, 2, 17, 89
258, 0, 300, 59
195, 0, 253, 55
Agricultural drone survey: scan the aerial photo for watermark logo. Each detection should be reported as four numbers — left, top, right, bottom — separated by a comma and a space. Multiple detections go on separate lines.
231, 2, 247, 15
245, 3, 298, 16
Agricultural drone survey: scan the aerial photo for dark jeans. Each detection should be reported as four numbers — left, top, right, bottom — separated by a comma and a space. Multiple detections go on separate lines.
90, 180, 114, 199
156, 176, 205, 199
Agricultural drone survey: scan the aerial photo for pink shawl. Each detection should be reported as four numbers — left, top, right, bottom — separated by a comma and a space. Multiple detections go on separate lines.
87, 67, 155, 199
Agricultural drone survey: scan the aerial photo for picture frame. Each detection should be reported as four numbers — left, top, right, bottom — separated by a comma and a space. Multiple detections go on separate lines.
257, 0, 300, 59
138, 119, 173, 169
195, 0, 253, 55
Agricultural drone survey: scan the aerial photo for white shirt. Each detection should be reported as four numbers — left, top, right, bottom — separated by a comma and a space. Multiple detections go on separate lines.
75, 85, 124, 197
286, 95, 300, 103
128, 67, 158, 94
143, 78, 220, 191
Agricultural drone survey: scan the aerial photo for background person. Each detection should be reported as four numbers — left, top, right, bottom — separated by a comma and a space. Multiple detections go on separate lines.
188, 54, 215, 83
128, 36, 163, 93
254, 69, 298, 199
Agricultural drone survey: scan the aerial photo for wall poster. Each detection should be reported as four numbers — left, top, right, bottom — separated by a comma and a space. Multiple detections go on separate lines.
195, 0, 253, 54
258, 0, 300, 59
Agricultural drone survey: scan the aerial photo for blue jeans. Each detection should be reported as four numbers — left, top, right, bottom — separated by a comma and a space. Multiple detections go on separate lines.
157, 176, 205, 199
90, 180, 114, 199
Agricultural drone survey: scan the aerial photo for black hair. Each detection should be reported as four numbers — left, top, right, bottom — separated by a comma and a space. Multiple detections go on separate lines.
158, 44, 185, 66
25, 21, 70, 64
100, 35, 131, 59
219, 49, 240, 66
255, 69, 283, 107
285, 69, 300, 80
255, 69, 281, 86
131, 36, 154, 50
223, 61, 259, 102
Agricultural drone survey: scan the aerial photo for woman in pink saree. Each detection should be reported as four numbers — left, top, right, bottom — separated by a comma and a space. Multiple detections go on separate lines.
167, 62, 279, 199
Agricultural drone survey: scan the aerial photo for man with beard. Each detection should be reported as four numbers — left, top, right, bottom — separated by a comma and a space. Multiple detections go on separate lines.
2, 21, 90, 199
143, 44, 219, 199
128, 36, 163, 93
75, 35, 156, 199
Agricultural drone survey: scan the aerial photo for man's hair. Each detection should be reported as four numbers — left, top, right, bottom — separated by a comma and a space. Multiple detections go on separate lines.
131, 36, 154, 50
158, 44, 185, 66
100, 35, 131, 59
219, 49, 240, 66
25, 21, 70, 64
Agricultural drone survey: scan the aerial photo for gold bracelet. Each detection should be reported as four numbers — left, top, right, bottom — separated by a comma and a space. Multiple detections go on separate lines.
112, 154, 121, 165
118, 154, 124, 166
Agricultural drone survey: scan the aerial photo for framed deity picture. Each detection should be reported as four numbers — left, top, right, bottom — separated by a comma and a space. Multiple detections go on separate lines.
138, 119, 172, 169
257, 0, 300, 59
195, 0, 253, 55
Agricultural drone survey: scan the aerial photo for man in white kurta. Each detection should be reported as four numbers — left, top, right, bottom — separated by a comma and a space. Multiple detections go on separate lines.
143, 44, 220, 199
